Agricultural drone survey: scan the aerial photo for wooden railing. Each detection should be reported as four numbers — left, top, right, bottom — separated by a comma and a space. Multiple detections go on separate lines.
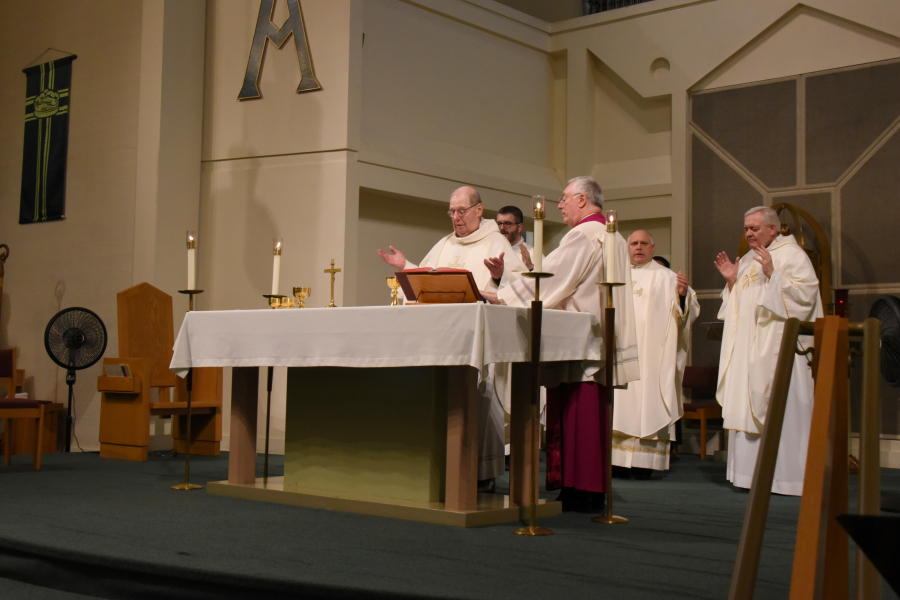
728, 316, 882, 600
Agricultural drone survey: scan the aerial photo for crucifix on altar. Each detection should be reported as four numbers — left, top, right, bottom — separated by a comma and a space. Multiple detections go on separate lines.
325, 258, 341, 307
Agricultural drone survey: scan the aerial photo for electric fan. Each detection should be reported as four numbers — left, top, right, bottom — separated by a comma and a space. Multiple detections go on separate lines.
869, 295, 900, 388
44, 307, 107, 452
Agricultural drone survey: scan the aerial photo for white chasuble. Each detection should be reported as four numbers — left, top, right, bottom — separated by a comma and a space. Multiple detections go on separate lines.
498, 216, 639, 387
612, 261, 698, 470
404, 219, 528, 292
716, 235, 823, 495
403, 218, 527, 481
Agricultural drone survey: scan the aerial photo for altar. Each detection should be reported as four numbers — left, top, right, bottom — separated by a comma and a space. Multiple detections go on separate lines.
170, 303, 602, 526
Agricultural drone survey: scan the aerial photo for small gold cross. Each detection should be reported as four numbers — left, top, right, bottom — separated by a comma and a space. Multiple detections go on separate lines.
324, 259, 341, 307
448, 255, 465, 269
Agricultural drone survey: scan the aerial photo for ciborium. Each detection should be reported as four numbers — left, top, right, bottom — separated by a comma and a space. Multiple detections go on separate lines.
386, 277, 401, 306
293, 287, 311, 308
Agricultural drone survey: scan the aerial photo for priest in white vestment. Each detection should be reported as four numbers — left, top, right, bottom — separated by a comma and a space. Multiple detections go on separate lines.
378, 186, 529, 489
714, 206, 823, 496
613, 231, 699, 473
482, 176, 639, 511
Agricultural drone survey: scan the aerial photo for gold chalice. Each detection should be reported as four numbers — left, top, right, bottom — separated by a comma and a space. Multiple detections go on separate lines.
386, 277, 401, 306
293, 287, 311, 308
279, 297, 296, 308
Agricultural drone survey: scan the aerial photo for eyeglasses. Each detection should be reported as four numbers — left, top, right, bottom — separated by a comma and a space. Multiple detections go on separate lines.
496, 221, 520, 229
447, 204, 479, 218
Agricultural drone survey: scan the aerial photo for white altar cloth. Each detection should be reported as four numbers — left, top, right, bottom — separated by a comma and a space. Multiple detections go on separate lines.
170, 303, 600, 375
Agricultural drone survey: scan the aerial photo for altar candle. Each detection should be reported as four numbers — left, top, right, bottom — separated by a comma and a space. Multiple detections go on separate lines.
186, 231, 197, 290
532, 196, 544, 273
272, 238, 282, 295
606, 210, 617, 283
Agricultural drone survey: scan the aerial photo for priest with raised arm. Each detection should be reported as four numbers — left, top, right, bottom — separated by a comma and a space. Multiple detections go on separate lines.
481, 176, 639, 511
714, 206, 823, 496
378, 185, 528, 492
612, 231, 699, 477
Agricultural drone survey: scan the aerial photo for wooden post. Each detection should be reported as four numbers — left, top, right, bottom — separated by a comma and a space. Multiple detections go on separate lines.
445, 366, 478, 511
856, 318, 882, 599
728, 318, 802, 600
789, 316, 849, 600
228, 367, 259, 484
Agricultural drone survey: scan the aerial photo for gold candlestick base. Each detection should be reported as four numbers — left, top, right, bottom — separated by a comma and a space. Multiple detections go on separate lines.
172, 482, 202, 491
514, 525, 554, 536
263, 294, 287, 309
591, 514, 628, 524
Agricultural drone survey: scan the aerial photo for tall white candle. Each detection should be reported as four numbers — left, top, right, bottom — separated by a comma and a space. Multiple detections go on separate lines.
532, 196, 544, 273
606, 210, 617, 283
272, 238, 282, 295
186, 231, 197, 290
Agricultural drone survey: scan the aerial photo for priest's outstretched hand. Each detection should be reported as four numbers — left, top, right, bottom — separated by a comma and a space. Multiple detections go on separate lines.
377, 246, 407, 270
484, 252, 505, 280
481, 291, 500, 305
752, 246, 774, 278
519, 244, 534, 271
676, 271, 689, 296
714, 251, 738, 289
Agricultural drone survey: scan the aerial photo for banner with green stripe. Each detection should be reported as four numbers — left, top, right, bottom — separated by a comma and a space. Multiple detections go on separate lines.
20, 56, 75, 224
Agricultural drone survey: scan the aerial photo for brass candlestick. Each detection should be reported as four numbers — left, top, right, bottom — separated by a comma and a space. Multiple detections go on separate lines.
173, 289, 204, 491
324, 259, 341, 307
386, 277, 400, 306
293, 287, 311, 308
594, 281, 627, 525
514, 271, 555, 537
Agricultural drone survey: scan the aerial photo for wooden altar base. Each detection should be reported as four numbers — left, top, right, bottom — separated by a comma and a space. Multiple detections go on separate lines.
207, 477, 561, 528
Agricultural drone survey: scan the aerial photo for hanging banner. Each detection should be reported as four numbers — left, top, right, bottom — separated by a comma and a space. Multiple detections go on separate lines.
20, 56, 76, 224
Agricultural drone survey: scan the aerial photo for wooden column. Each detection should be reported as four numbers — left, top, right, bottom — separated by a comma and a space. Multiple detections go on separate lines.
228, 367, 259, 485
445, 366, 478, 511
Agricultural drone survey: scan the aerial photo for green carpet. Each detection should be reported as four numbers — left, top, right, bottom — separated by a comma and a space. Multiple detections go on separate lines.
0, 451, 896, 600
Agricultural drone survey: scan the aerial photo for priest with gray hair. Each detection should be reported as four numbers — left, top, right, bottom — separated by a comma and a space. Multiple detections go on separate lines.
713, 206, 823, 495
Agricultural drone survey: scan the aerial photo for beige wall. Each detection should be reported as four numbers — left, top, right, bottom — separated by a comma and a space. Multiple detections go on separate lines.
4, 0, 900, 454
0, 0, 144, 449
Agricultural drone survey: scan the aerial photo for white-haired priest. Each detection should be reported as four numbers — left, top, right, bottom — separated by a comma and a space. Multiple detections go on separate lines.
378, 185, 529, 492
612, 230, 699, 477
481, 176, 639, 511
713, 206, 823, 496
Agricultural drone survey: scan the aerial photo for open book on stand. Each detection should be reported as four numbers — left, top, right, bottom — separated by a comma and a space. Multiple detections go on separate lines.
395, 268, 484, 304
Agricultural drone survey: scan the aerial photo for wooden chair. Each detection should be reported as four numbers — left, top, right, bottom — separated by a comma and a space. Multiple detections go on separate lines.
681, 365, 721, 460
0, 399, 45, 469
98, 283, 222, 461
0, 348, 17, 398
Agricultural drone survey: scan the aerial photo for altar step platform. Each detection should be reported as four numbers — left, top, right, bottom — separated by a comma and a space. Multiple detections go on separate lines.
4, 452, 894, 600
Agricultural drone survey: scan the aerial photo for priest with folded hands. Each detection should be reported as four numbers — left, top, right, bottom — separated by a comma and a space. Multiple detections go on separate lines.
378, 185, 528, 492
481, 176, 639, 511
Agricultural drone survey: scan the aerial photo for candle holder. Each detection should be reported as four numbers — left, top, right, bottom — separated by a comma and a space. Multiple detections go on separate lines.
513, 271, 554, 537
263, 294, 287, 309
593, 280, 627, 524
173, 289, 204, 491
293, 287, 311, 308
177, 289, 204, 312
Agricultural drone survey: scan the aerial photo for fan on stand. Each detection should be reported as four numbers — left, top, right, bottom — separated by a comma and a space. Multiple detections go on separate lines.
870, 295, 900, 387
44, 307, 107, 452
867, 296, 900, 513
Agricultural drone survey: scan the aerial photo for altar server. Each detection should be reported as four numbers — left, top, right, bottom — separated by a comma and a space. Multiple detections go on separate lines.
483, 176, 639, 511
378, 186, 528, 490
496, 206, 543, 272
714, 206, 823, 496
612, 231, 698, 476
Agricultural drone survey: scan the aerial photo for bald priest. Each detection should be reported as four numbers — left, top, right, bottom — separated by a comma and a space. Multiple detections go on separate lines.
482, 176, 639, 510
378, 186, 529, 489
612, 231, 699, 475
